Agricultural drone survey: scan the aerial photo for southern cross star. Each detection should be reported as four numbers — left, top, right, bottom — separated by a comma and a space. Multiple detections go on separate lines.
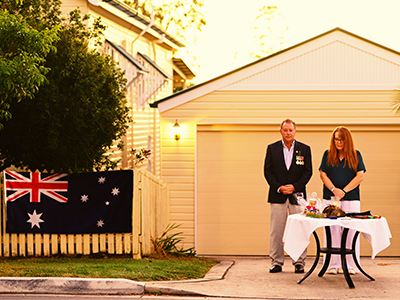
27, 210, 44, 229
111, 187, 120, 196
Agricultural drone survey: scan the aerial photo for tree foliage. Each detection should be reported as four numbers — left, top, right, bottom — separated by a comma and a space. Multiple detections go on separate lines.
233, 6, 288, 63
249, 6, 288, 59
124, 0, 206, 43
0, 7, 59, 128
0, 0, 130, 173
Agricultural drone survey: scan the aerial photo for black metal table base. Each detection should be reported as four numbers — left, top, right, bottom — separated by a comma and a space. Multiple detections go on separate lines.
297, 226, 375, 288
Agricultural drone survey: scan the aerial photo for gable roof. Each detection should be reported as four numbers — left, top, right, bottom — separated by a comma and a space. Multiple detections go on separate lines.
150, 27, 400, 113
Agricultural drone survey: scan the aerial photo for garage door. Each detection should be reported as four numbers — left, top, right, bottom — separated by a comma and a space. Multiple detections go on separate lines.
196, 125, 400, 256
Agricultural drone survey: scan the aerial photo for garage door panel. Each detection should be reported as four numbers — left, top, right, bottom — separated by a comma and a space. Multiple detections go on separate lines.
197, 161, 266, 173
198, 204, 267, 219
197, 226, 268, 255
197, 127, 400, 256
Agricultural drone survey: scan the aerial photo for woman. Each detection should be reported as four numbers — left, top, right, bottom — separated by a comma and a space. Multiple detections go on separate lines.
319, 127, 366, 275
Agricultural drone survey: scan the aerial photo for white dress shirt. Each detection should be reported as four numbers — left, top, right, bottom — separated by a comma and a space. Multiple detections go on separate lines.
282, 139, 295, 170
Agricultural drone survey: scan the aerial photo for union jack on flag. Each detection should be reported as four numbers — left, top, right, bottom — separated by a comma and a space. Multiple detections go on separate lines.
4, 171, 68, 203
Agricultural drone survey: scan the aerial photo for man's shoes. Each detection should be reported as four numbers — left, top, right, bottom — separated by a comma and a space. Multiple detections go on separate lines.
294, 264, 304, 273
269, 265, 282, 273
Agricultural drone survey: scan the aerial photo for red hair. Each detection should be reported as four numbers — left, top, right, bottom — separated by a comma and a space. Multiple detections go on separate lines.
326, 127, 358, 172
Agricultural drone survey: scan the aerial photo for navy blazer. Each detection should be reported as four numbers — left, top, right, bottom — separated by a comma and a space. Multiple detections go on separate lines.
263, 140, 312, 204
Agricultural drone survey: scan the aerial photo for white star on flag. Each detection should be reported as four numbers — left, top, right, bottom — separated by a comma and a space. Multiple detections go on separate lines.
98, 177, 106, 184
97, 220, 105, 227
111, 187, 120, 196
27, 210, 44, 229
81, 195, 89, 202
105, 201, 110, 205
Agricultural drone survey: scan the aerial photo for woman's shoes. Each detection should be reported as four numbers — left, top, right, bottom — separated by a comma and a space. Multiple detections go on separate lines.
326, 268, 338, 274
328, 267, 356, 275
348, 268, 356, 275
338, 268, 356, 275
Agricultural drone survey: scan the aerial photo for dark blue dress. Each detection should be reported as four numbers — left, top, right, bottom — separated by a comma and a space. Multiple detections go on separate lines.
319, 150, 366, 201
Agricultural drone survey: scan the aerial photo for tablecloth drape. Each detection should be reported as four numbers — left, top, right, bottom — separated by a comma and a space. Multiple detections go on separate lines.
283, 214, 392, 261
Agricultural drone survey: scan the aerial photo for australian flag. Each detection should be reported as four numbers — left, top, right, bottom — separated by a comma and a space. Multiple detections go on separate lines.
4, 170, 133, 234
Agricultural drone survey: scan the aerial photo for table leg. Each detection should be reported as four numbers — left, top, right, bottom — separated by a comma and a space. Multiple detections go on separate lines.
341, 228, 355, 288
318, 226, 332, 277
297, 231, 320, 284
296, 224, 376, 288
351, 231, 375, 281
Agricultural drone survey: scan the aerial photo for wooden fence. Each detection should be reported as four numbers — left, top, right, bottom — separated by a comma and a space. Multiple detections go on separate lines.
0, 168, 169, 259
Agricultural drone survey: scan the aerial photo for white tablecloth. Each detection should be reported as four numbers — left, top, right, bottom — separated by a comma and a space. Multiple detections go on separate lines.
283, 214, 392, 261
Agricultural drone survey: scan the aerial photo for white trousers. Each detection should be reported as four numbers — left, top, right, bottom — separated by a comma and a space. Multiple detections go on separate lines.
323, 199, 361, 270
270, 199, 306, 266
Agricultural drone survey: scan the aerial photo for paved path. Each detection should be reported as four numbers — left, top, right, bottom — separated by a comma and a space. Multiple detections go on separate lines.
0, 256, 399, 299
146, 256, 400, 299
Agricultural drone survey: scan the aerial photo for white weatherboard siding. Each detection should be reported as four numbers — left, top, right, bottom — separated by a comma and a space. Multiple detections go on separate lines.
157, 28, 400, 256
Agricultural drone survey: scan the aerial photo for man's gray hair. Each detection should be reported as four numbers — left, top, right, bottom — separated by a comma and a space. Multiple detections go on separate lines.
280, 119, 296, 129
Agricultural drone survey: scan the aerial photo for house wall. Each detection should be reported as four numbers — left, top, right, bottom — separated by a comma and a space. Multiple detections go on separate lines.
60, 0, 176, 176
87, 5, 173, 176
60, 0, 88, 15
159, 90, 400, 255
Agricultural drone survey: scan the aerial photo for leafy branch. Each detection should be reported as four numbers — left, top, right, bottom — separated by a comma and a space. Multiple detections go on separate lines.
129, 148, 151, 168
151, 223, 196, 257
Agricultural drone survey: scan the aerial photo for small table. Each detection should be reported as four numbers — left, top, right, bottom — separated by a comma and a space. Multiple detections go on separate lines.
283, 214, 392, 288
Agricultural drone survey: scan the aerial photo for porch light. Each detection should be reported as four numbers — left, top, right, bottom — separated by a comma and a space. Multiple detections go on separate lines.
173, 119, 181, 141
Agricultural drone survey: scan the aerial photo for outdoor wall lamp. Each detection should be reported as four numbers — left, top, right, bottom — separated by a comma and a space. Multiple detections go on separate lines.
173, 119, 181, 141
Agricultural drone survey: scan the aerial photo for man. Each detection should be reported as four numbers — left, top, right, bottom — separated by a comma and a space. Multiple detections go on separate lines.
263, 119, 312, 273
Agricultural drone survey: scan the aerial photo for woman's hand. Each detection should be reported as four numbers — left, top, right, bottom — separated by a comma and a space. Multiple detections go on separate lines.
333, 188, 345, 200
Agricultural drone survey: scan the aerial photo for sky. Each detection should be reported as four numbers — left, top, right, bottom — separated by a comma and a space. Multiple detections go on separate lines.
185, 0, 400, 83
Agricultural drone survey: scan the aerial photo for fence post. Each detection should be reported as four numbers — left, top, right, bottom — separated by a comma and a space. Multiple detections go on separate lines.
132, 169, 142, 259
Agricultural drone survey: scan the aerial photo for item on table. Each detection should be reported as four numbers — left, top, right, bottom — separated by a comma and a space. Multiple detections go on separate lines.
346, 210, 381, 219
303, 192, 323, 218
330, 196, 340, 207
323, 205, 346, 218
349, 215, 382, 219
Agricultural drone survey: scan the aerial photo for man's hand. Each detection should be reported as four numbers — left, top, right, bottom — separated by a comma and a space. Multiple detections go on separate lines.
280, 184, 295, 195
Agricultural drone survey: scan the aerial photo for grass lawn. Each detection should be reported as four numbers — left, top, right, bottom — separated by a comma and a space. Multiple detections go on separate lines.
0, 254, 219, 281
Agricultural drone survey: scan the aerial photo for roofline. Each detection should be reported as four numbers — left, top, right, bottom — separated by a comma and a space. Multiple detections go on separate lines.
150, 27, 400, 108
102, 0, 185, 48
106, 39, 148, 72
172, 58, 195, 79
138, 52, 173, 80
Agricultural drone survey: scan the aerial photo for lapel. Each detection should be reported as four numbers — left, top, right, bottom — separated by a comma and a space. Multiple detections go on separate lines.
277, 141, 286, 170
